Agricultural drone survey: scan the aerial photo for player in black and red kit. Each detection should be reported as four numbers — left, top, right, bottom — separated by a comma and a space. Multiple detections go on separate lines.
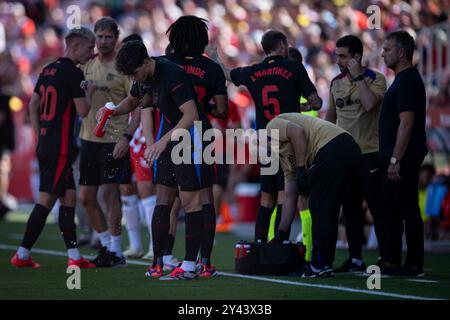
213, 30, 322, 243
115, 39, 216, 280
11, 27, 96, 269
162, 16, 228, 277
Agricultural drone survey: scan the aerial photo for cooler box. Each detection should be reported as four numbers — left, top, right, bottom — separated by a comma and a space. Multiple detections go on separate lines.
235, 183, 260, 222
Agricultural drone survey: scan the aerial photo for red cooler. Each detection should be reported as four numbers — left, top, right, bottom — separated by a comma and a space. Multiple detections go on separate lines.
235, 183, 260, 222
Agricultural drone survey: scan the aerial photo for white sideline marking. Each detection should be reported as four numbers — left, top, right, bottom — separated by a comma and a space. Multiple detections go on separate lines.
406, 279, 439, 284
0, 244, 444, 300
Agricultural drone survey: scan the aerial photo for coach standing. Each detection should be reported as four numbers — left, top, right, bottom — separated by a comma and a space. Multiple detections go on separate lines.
380, 31, 427, 276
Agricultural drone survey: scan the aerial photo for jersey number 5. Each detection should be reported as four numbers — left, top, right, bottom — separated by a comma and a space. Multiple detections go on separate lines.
39, 85, 57, 121
262, 85, 280, 120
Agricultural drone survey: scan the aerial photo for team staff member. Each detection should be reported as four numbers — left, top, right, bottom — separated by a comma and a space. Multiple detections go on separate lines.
326, 35, 387, 272
11, 27, 96, 269
266, 113, 361, 277
379, 31, 427, 277
213, 30, 322, 243
79, 17, 139, 267
115, 40, 214, 280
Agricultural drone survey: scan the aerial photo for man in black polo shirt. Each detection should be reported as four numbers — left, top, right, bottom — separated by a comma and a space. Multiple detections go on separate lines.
379, 31, 427, 276
213, 30, 322, 244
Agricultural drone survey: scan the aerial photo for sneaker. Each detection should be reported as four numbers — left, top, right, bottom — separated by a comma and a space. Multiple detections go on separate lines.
301, 263, 333, 278
68, 257, 96, 269
163, 255, 180, 271
123, 247, 145, 259
145, 265, 163, 278
90, 246, 110, 267
402, 266, 425, 277
108, 252, 128, 268
142, 250, 154, 260
199, 264, 218, 278
159, 267, 198, 281
10, 253, 40, 269
380, 265, 403, 276
334, 258, 366, 273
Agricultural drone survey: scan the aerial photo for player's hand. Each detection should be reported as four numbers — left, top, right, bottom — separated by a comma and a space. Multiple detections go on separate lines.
347, 58, 363, 79
112, 137, 129, 159
387, 163, 401, 182
80, 80, 95, 92
144, 138, 168, 163
299, 103, 312, 112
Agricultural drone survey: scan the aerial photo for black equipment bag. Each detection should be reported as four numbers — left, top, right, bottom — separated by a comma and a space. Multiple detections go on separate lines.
234, 241, 305, 275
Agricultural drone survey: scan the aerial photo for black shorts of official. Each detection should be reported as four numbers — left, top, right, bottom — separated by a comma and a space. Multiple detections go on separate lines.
153, 140, 215, 192
38, 154, 75, 196
259, 165, 284, 194
79, 139, 131, 186
214, 163, 229, 189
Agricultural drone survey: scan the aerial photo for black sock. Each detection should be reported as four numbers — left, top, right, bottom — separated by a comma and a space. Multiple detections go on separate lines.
255, 206, 274, 243
21, 204, 50, 249
58, 206, 77, 249
273, 229, 289, 244
163, 234, 175, 256
185, 211, 203, 262
151, 205, 170, 267
201, 204, 216, 266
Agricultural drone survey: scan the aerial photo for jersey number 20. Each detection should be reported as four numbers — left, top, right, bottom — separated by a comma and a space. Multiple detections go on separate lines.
39, 85, 57, 121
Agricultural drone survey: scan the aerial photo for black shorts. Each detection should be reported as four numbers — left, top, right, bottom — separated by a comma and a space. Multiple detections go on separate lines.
153, 141, 215, 191
214, 163, 229, 189
38, 154, 75, 196
260, 165, 284, 194
79, 139, 131, 186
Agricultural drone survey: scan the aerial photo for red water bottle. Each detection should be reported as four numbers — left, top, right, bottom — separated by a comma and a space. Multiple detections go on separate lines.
94, 102, 117, 137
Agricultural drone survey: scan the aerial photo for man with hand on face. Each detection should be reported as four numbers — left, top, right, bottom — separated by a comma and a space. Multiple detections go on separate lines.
326, 35, 387, 273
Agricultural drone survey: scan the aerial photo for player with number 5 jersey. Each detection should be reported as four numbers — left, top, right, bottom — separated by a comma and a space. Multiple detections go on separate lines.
213, 30, 322, 244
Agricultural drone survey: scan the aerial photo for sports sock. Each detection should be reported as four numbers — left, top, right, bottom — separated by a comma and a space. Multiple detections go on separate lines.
58, 206, 77, 249
17, 246, 30, 260
110, 235, 123, 257
254, 206, 273, 243
98, 231, 111, 249
68, 248, 81, 260
163, 234, 175, 256
300, 209, 312, 262
141, 195, 156, 249
180, 260, 196, 272
152, 205, 171, 264
121, 195, 142, 250
200, 204, 216, 266
184, 211, 203, 262
21, 204, 50, 250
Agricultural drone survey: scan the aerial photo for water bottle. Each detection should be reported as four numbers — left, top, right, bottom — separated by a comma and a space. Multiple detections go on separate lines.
94, 102, 117, 137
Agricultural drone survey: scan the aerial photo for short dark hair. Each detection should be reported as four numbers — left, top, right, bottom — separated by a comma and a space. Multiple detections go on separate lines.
65, 27, 96, 46
261, 30, 287, 54
116, 40, 149, 75
288, 46, 303, 63
166, 15, 209, 54
122, 33, 143, 44
336, 35, 363, 56
386, 30, 415, 61
94, 16, 119, 38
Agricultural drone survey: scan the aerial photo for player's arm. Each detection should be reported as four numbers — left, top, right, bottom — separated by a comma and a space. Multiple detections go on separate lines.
348, 60, 382, 112
141, 107, 155, 148
28, 92, 41, 135
209, 94, 228, 119
305, 92, 322, 111
388, 111, 414, 182
145, 100, 198, 162
113, 95, 141, 115
325, 90, 337, 123
209, 48, 231, 81
286, 122, 307, 167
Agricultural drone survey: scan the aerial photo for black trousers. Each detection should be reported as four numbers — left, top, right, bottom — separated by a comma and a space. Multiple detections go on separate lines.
308, 133, 361, 267
341, 152, 385, 260
380, 154, 425, 269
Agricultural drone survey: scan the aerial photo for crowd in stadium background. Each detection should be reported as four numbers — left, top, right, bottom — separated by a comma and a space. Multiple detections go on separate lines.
0, 0, 449, 238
